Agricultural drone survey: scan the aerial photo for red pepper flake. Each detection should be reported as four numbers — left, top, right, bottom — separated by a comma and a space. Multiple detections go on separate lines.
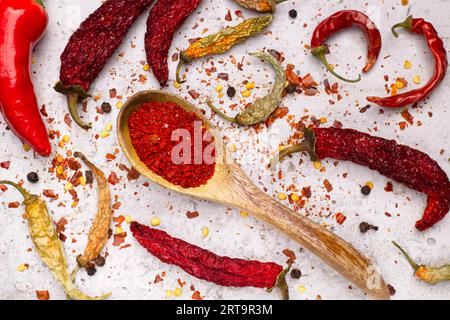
55, 217, 68, 234
0, 184, 7, 192
108, 172, 120, 185
217, 73, 229, 81
113, 215, 125, 227
109, 88, 117, 98
301, 73, 318, 88
64, 114, 72, 127
384, 182, 394, 192
188, 90, 200, 99
106, 153, 116, 161
192, 291, 203, 300
127, 168, 141, 181
186, 211, 199, 219
0, 161, 10, 169
113, 232, 127, 246
401, 108, 414, 125
153, 274, 163, 283
234, 10, 243, 18
301, 186, 312, 198
335, 213, 347, 225
385, 212, 392, 217
323, 179, 333, 192
282, 248, 297, 261
36, 290, 50, 300
8, 201, 20, 208
224, 10, 232, 21
285, 64, 301, 86
43, 189, 58, 200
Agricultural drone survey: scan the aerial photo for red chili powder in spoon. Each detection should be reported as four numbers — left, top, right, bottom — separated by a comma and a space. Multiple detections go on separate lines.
128, 102, 216, 188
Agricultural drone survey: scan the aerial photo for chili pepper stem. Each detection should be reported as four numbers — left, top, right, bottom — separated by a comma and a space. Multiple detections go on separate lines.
391, 16, 413, 38
67, 92, 92, 130
274, 0, 286, 3
0, 181, 31, 201
175, 61, 186, 84
267, 262, 291, 300
207, 99, 238, 123
392, 241, 419, 271
316, 53, 361, 83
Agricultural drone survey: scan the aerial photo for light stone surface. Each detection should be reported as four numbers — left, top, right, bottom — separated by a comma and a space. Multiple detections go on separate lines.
0, 0, 449, 300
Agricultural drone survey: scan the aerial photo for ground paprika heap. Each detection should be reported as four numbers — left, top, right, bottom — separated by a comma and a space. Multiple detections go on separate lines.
128, 102, 216, 188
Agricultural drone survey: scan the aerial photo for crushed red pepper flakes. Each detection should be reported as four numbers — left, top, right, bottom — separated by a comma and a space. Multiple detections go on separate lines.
282, 248, 297, 261
36, 290, 50, 300
55, 217, 68, 234
108, 172, 120, 185
8, 202, 20, 208
0, 161, 10, 169
188, 90, 200, 99
384, 182, 394, 192
323, 179, 333, 192
192, 291, 203, 300
113, 232, 127, 246
335, 213, 347, 225
401, 108, 414, 125
186, 211, 199, 219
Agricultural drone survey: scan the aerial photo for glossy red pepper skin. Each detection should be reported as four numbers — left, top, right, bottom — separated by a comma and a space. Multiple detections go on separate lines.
312, 127, 450, 231
0, 0, 51, 156
131, 221, 283, 288
367, 17, 448, 108
310, 10, 382, 82
145, 0, 203, 86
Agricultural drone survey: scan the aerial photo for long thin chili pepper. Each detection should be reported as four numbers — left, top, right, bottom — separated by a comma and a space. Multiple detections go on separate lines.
207, 51, 286, 126
232, 0, 286, 13
310, 10, 382, 83
176, 15, 273, 84
0, 0, 51, 156
393, 241, 450, 285
271, 127, 450, 231
145, 0, 203, 86
54, 0, 153, 129
130, 221, 290, 299
367, 16, 448, 108
0, 181, 110, 300
72, 152, 112, 271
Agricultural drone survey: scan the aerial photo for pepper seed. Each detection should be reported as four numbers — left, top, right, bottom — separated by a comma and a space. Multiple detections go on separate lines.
289, 10, 298, 19
27, 172, 39, 183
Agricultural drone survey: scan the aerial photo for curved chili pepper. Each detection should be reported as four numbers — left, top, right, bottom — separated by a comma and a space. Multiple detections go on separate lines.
0, 0, 51, 156
310, 10, 382, 83
367, 16, 448, 108
55, 0, 153, 129
145, 0, 203, 86
207, 51, 286, 126
272, 127, 450, 231
131, 221, 290, 299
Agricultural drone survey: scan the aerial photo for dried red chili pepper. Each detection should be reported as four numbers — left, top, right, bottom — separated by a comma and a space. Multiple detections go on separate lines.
128, 102, 216, 188
145, 0, 203, 86
367, 16, 448, 108
272, 127, 450, 231
130, 221, 290, 298
55, 0, 153, 129
310, 10, 382, 83
0, 0, 51, 156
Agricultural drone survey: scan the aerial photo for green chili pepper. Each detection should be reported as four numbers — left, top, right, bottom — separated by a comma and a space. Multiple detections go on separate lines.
176, 15, 273, 83
207, 51, 286, 126
0, 181, 110, 300
393, 241, 450, 285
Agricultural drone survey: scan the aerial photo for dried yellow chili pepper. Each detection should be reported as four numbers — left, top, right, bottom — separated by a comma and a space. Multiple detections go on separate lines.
207, 51, 286, 126
176, 15, 273, 83
0, 180, 110, 300
233, 0, 286, 12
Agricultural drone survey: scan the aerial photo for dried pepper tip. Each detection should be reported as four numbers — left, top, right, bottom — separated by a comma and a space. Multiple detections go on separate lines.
311, 46, 361, 83
206, 99, 238, 124
0, 180, 32, 201
391, 16, 414, 38
267, 262, 292, 300
54, 81, 92, 130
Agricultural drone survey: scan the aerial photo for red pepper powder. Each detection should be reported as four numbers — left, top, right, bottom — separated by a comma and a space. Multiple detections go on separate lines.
128, 102, 216, 188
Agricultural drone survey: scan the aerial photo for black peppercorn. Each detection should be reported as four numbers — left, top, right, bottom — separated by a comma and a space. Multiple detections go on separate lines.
86, 266, 97, 276
290, 268, 302, 279
289, 9, 297, 19
85, 170, 94, 184
94, 256, 106, 267
359, 222, 371, 233
361, 185, 371, 195
101, 102, 112, 113
27, 172, 39, 183
227, 86, 236, 98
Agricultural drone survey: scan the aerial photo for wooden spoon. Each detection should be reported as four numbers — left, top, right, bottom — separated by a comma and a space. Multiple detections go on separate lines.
117, 90, 391, 300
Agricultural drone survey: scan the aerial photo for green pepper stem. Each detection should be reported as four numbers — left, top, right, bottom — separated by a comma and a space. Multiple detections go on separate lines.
316, 53, 361, 83
67, 92, 92, 130
392, 241, 419, 271
391, 16, 413, 38
175, 61, 186, 84
0, 181, 30, 201
34, 0, 44, 7
206, 99, 238, 123
274, 0, 286, 3
266, 262, 291, 300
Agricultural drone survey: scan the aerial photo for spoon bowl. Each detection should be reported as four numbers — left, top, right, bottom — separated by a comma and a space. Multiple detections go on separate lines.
117, 90, 391, 300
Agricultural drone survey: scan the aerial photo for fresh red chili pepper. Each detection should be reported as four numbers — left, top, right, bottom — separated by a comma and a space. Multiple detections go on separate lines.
128, 102, 216, 188
145, 0, 203, 86
273, 127, 450, 231
367, 16, 448, 108
310, 10, 382, 83
54, 0, 153, 129
130, 221, 289, 298
0, 0, 51, 156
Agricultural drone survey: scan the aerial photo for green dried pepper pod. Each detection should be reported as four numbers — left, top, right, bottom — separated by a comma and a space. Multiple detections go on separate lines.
176, 15, 273, 83
0, 180, 110, 300
207, 51, 286, 126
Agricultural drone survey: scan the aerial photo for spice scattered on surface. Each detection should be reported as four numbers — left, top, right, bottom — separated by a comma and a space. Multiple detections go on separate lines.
359, 222, 379, 233
27, 172, 39, 183
289, 10, 297, 19
290, 268, 302, 279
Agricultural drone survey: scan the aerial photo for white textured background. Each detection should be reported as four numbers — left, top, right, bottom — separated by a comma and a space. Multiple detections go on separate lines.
0, 0, 449, 300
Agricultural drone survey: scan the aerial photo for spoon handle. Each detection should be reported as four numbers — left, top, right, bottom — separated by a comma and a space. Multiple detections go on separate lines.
223, 165, 390, 300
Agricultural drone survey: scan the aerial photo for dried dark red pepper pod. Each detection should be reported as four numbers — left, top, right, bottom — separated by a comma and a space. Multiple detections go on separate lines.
367, 16, 448, 108
273, 127, 450, 231
55, 0, 153, 129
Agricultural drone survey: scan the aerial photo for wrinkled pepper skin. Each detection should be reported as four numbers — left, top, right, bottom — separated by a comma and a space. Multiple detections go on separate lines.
0, 0, 51, 156
232, 0, 276, 12
313, 127, 450, 231
131, 221, 283, 288
145, 0, 203, 86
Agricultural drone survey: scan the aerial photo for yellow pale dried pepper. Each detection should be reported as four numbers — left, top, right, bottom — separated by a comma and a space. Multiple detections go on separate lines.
176, 15, 273, 83
232, 0, 282, 12
0, 180, 110, 300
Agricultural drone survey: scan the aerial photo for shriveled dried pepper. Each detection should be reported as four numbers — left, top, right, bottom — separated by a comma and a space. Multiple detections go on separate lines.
207, 51, 286, 126
55, 0, 153, 129
73, 152, 112, 271
232, 0, 285, 13
393, 241, 450, 285
367, 16, 448, 108
145, 0, 203, 86
310, 10, 382, 83
176, 15, 273, 83
130, 221, 290, 299
0, 181, 110, 300
271, 127, 450, 231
